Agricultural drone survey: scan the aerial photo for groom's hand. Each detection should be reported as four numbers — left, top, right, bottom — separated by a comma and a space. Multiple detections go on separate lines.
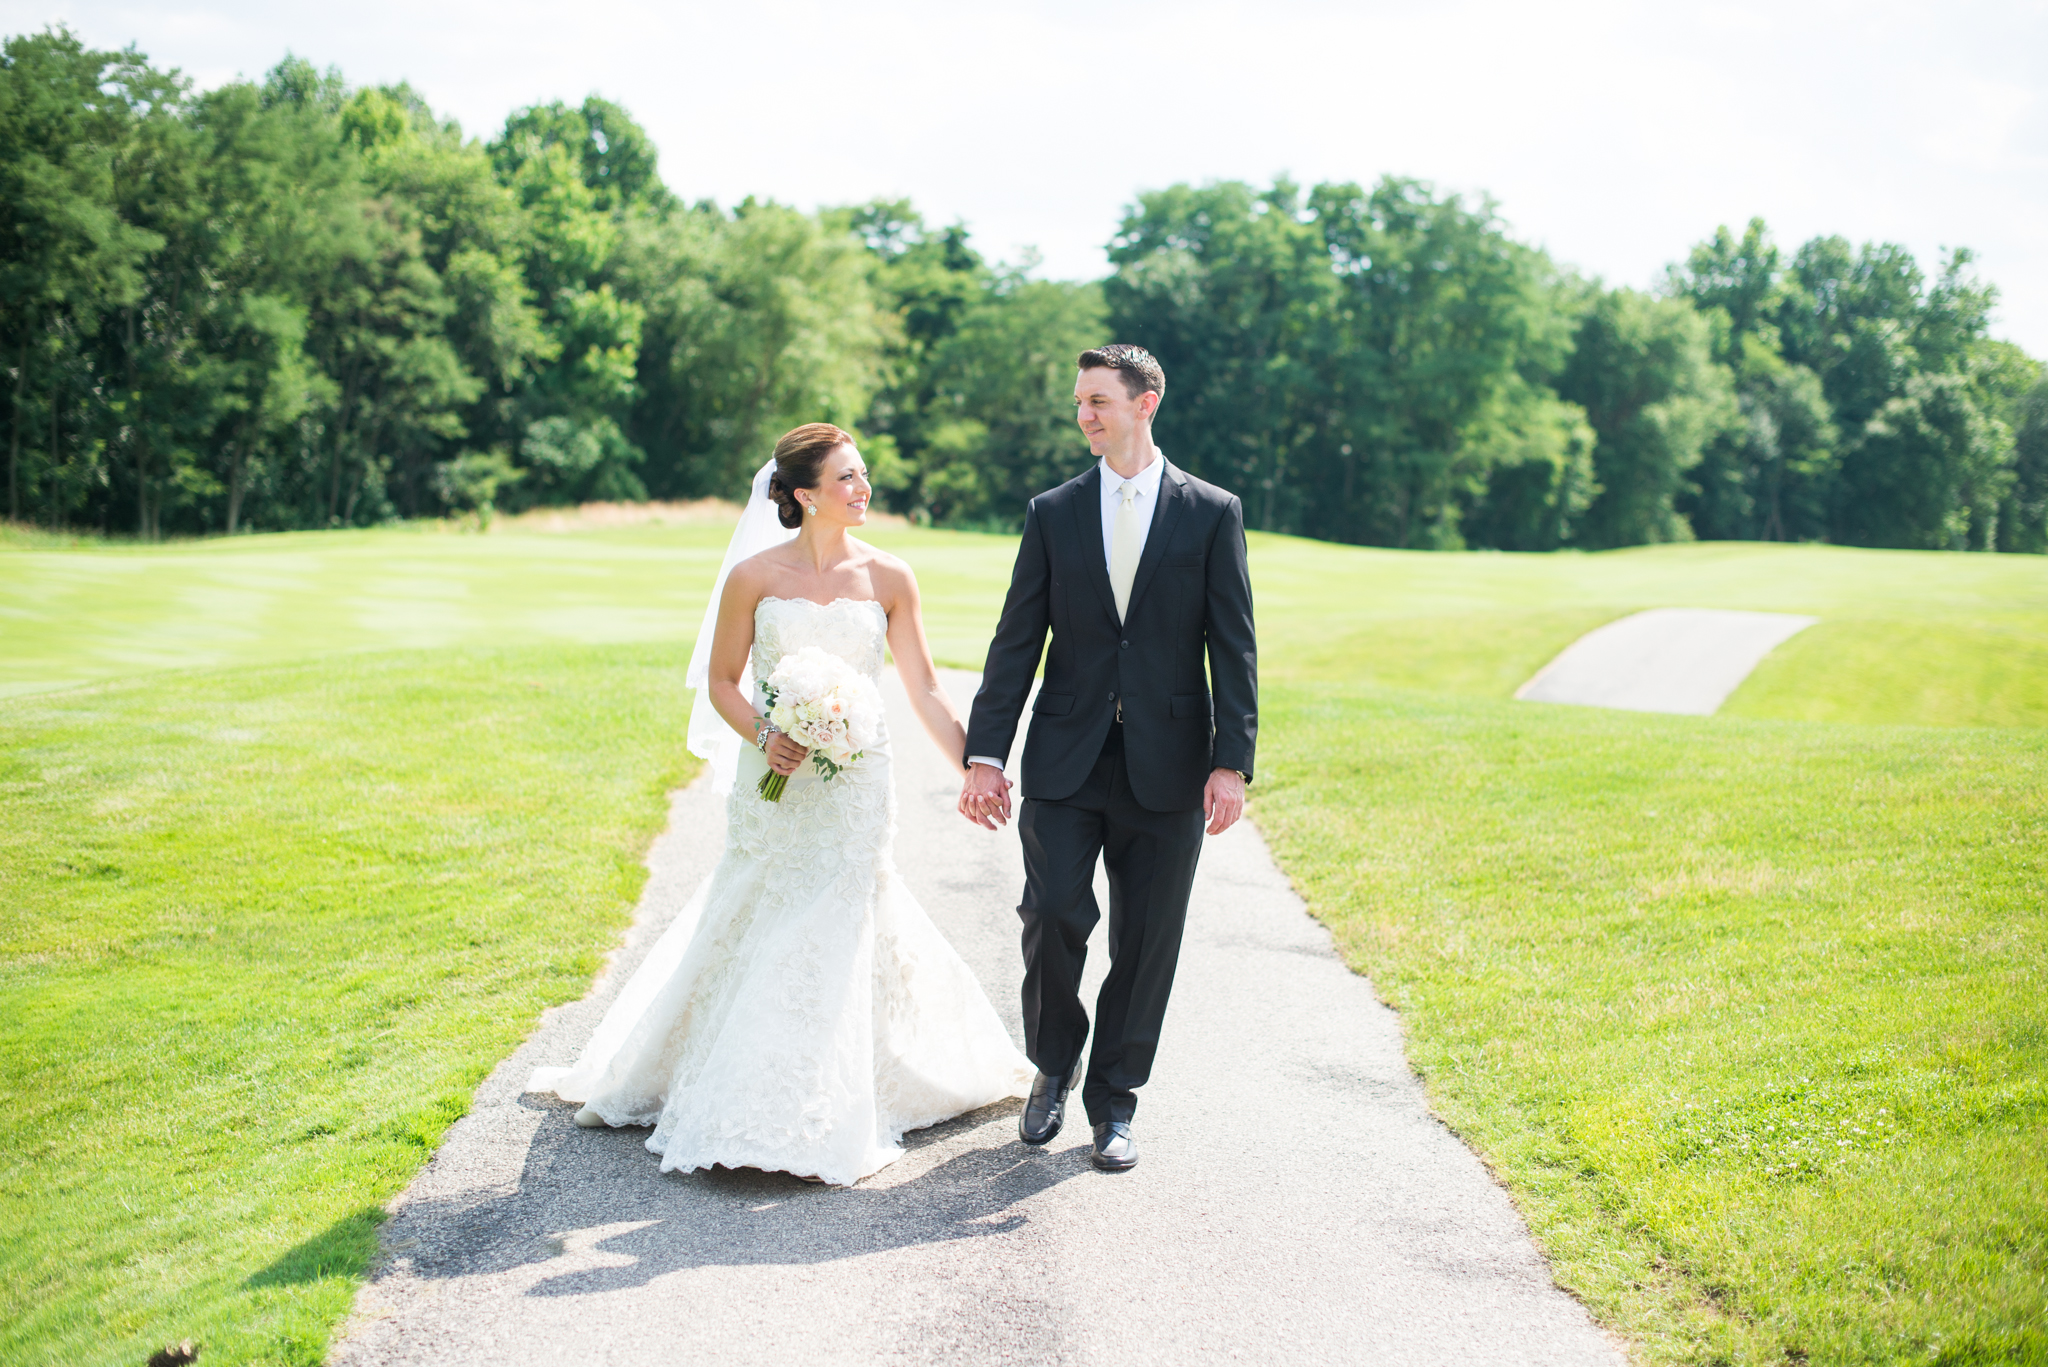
1203, 767, 1246, 836
958, 761, 1014, 829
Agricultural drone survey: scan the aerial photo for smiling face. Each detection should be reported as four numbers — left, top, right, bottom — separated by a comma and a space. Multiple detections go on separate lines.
1073, 367, 1158, 458
797, 443, 871, 527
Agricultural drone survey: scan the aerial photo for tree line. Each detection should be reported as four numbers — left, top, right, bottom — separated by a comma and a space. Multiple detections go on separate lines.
3, 28, 2043, 551
1112, 181, 2045, 552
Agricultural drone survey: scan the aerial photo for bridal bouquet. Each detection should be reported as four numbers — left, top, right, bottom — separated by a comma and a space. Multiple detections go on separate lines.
756, 646, 882, 801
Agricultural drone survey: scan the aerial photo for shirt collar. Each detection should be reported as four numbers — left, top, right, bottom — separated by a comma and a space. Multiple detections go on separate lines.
1099, 451, 1168, 500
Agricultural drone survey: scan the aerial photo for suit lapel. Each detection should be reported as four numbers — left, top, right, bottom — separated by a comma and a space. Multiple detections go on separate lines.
1123, 460, 1189, 623
1069, 466, 1120, 624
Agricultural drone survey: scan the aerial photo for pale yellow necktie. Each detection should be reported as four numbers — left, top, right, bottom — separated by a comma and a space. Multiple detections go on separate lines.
1109, 479, 1141, 621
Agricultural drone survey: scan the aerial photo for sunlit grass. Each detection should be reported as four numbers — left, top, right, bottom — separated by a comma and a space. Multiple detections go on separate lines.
0, 644, 694, 1366
1252, 684, 2046, 1363
1245, 536, 2048, 728
2, 524, 2044, 1365
1728, 616, 2048, 728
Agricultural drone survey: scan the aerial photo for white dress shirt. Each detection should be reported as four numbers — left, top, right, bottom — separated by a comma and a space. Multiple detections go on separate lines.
969, 452, 1166, 772
1096, 450, 1167, 569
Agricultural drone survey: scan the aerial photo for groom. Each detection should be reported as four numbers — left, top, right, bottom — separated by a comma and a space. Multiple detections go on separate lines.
958, 344, 1257, 1172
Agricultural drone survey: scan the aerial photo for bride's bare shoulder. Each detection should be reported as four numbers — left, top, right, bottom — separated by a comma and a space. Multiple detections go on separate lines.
853, 540, 918, 593
737, 542, 800, 574
721, 549, 788, 605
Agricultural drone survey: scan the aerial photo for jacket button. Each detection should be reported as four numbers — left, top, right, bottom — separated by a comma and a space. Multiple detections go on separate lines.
1120, 640, 1129, 649
1107, 691, 1116, 700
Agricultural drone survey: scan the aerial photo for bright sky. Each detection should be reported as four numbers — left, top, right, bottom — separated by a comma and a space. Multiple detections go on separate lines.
11, 0, 2048, 355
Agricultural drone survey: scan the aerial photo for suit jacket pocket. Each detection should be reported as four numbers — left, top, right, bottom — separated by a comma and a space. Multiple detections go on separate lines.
1170, 693, 1206, 719
1033, 691, 1075, 716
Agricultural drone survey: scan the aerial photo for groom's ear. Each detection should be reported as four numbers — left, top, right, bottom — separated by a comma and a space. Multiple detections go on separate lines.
1137, 390, 1161, 421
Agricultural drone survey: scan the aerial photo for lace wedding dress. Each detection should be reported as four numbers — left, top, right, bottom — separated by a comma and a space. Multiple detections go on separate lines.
527, 596, 1033, 1186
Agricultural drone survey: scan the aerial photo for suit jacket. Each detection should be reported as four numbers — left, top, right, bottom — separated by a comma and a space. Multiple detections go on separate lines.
966, 458, 1257, 813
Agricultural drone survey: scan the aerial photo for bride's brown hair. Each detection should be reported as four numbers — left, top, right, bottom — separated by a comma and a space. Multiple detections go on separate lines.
766, 423, 856, 529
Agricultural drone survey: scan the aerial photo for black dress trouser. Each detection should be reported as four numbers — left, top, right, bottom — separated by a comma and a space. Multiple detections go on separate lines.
1015, 725, 1206, 1126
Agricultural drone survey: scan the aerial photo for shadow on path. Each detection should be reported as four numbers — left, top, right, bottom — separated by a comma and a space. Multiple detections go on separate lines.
366, 1097, 1089, 1298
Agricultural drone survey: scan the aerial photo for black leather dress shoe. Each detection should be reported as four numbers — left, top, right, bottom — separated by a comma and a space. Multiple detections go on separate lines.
1018, 1066, 1078, 1146
1091, 1121, 1138, 1171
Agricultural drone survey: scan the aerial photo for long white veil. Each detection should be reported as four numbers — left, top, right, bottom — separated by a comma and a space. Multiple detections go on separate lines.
524, 459, 791, 1103
686, 458, 795, 793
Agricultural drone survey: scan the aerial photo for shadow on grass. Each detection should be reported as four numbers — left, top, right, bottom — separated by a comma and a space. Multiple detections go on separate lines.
246, 1205, 388, 1288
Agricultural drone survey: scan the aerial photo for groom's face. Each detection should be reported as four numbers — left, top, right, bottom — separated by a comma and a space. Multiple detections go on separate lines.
1074, 368, 1154, 455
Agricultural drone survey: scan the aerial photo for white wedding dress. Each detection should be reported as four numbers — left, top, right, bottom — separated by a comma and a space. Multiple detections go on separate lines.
527, 596, 1033, 1186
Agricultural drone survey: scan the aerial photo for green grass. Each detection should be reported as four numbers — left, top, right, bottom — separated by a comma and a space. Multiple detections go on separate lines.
0, 520, 1017, 698
1247, 537, 2048, 727
0, 522, 732, 698
1, 644, 693, 1365
1252, 688, 2046, 1363
2, 526, 2044, 1365
1730, 618, 2048, 728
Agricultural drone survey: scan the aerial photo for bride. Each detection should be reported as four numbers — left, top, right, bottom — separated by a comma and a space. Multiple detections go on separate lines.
527, 423, 1033, 1186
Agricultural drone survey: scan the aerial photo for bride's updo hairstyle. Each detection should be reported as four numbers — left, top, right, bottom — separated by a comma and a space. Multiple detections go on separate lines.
766, 423, 856, 529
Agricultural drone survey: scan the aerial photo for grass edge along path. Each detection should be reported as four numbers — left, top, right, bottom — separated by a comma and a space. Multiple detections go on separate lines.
1251, 682, 2047, 1365
0, 643, 697, 1367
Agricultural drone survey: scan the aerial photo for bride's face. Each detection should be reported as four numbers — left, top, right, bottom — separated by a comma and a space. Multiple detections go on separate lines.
803, 444, 871, 526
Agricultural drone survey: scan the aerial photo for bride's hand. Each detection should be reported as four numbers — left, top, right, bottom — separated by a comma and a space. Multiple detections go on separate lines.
958, 761, 1014, 829
764, 731, 808, 776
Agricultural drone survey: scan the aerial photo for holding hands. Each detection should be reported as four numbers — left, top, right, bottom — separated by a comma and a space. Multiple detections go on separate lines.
958, 762, 1015, 829
956, 761, 1243, 835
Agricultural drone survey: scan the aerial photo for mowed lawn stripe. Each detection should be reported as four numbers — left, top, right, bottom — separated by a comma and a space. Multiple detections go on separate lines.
11, 529, 2048, 727
0, 521, 1021, 699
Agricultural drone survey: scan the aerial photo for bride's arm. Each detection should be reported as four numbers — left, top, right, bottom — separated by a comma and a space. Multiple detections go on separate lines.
880, 562, 970, 776
707, 566, 805, 774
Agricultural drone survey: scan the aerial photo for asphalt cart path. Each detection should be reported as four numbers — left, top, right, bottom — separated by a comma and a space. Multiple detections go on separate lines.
332, 671, 1623, 1367
1515, 607, 1818, 715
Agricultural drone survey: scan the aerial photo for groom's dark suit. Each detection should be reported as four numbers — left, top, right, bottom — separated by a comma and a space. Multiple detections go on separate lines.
966, 457, 1256, 1126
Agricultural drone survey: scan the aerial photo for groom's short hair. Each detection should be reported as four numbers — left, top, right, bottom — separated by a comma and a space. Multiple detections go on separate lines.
1078, 345, 1165, 402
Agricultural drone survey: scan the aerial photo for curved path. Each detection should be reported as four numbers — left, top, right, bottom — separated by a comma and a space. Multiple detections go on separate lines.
1516, 607, 1818, 715
332, 672, 1624, 1366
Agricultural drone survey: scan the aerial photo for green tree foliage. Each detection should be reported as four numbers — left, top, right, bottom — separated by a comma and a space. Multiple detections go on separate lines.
1558, 288, 1739, 549
835, 199, 1106, 526
1101, 181, 2032, 553
2002, 375, 2048, 553
1109, 177, 1594, 550
1847, 371, 2006, 549
0, 28, 2038, 550
1726, 233, 2029, 549
1457, 390, 1598, 552
1310, 178, 1584, 550
492, 96, 667, 215
1669, 220, 1838, 542
0, 30, 162, 522
620, 197, 891, 501
911, 269, 1105, 526
1106, 180, 1331, 535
